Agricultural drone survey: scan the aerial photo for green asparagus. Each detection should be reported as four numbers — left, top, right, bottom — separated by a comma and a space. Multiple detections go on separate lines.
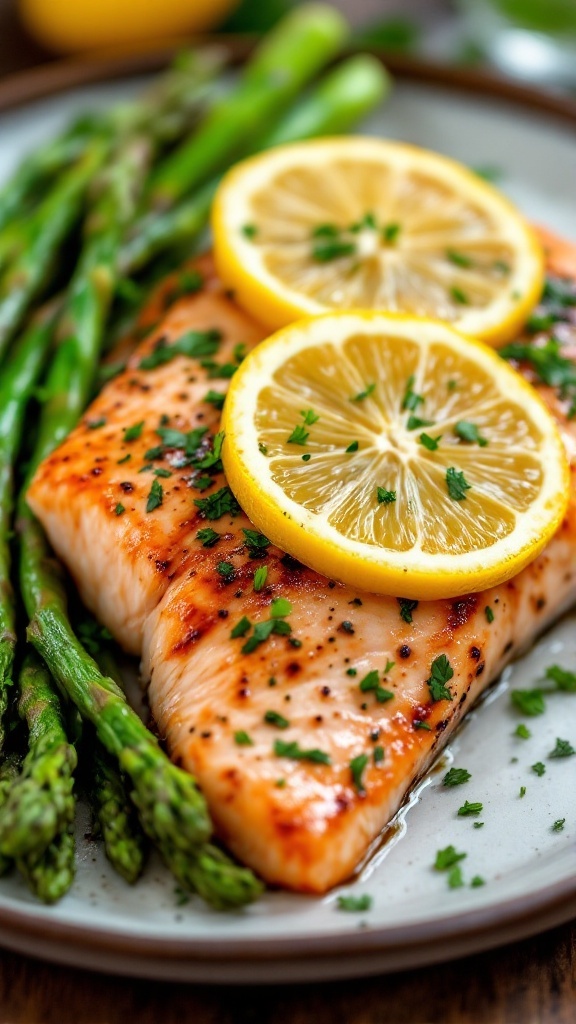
121, 52, 387, 273
0, 312, 55, 748
144, 3, 348, 212
18, 826, 75, 904
87, 736, 147, 884
0, 755, 21, 877
0, 654, 76, 862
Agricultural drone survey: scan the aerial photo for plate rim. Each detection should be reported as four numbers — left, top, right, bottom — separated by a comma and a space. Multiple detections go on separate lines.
0, 46, 574, 978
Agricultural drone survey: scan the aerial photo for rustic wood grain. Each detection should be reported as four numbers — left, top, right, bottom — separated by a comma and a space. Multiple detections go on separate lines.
0, 2, 574, 1019
0, 920, 572, 1023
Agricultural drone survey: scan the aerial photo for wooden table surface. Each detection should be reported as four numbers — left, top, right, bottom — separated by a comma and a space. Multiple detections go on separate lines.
0, 2, 575, 1021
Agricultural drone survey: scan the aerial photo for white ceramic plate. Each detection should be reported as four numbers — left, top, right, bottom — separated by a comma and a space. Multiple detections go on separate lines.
0, 65, 575, 983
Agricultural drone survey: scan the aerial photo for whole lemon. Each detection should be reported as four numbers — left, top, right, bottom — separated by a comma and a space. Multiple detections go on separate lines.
19, 0, 240, 54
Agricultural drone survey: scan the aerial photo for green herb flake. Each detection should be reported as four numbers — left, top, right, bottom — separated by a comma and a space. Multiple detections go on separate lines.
443, 767, 471, 787
312, 239, 356, 263
359, 670, 394, 705
145, 478, 163, 513
302, 453, 311, 462
350, 382, 376, 402
427, 654, 454, 703
230, 616, 251, 639
473, 822, 485, 828
549, 737, 575, 758
401, 374, 424, 412
511, 689, 546, 717
197, 527, 220, 547
446, 467, 471, 501
384, 659, 395, 674
287, 424, 309, 446
253, 565, 269, 592
485, 606, 494, 624
139, 329, 221, 371
241, 223, 258, 239
514, 724, 531, 740
552, 818, 566, 832
114, 503, 125, 516
264, 710, 290, 729
377, 486, 396, 505
446, 249, 473, 268
532, 762, 546, 777
545, 665, 576, 692
117, 454, 131, 465
243, 528, 271, 557
194, 486, 240, 521
234, 731, 254, 746
519, 786, 527, 798
87, 417, 106, 430
397, 598, 418, 624
204, 389, 226, 410
407, 414, 434, 430
271, 597, 292, 618
274, 739, 331, 765
301, 409, 319, 425
434, 845, 467, 871
373, 745, 385, 764
382, 221, 401, 243
455, 420, 489, 447
346, 668, 357, 677
123, 420, 145, 442
217, 561, 235, 581
458, 800, 483, 816
350, 753, 369, 793
470, 875, 486, 887
419, 432, 442, 451
448, 865, 464, 889
337, 894, 372, 912
346, 441, 359, 453
414, 721, 432, 731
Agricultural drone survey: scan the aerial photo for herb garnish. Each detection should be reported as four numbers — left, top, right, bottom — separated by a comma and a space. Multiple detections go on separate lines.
346, 441, 359, 453
450, 286, 469, 305
264, 710, 290, 729
351, 382, 376, 402
114, 503, 125, 516
234, 731, 254, 746
337, 894, 372, 912
401, 374, 424, 412
243, 528, 271, 557
377, 486, 396, 504
446, 467, 471, 501
514, 724, 531, 739
532, 762, 546, 777
204, 389, 226, 410
552, 818, 566, 832
194, 486, 240, 520
434, 845, 466, 871
455, 420, 488, 447
549, 737, 575, 758
446, 249, 473, 268
359, 670, 393, 704
138, 329, 221, 370
253, 566, 268, 592
427, 654, 454, 702
287, 424, 309, 445
123, 420, 144, 442
511, 689, 546, 716
397, 598, 418, 624
458, 801, 483, 816
217, 561, 235, 581
146, 478, 163, 513
419, 432, 442, 451
274, 740, 331, 765
443, 767, 471, 787
350, 753, 369, 793
485, 606, 494, 624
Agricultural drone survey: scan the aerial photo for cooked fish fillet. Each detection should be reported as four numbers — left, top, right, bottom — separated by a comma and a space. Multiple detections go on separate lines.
28, 235, 576, 892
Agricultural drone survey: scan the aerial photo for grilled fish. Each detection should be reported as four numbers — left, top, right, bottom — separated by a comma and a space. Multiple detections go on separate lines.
28, 236, 576, 892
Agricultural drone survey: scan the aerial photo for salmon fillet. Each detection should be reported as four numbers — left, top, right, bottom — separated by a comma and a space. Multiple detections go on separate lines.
28, 235, 576, 892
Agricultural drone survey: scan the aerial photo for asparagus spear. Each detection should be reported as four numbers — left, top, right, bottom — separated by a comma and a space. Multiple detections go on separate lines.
0, 313, 56, 749
87, 736, 147, 885
17, 827, 75, 904
0, 755, 21, 877
144, 3, 348, 212
121, 53, 388, 274
0, 654, 77, 862
0, 145, 105, 361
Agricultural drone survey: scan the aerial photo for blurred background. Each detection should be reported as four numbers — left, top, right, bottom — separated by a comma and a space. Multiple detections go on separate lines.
1, 0, 576, 91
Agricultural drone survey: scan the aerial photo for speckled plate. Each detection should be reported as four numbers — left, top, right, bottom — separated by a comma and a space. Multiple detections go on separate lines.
0, 55, 575, 983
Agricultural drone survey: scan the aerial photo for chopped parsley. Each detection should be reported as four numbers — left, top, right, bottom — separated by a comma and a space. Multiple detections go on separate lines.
552, 818, 566, 832
145, 478, 163, 513
549, 737, 575, 758
194, 486, 240, 520
231, 598, 293, 655
301, 409, 319, 425
446, 467, 471, 501
448, 865, 464, 889
446, 249, 473, 268
397, 598, 418, 624
241, 223, 258, 239
204, 389, 226, 410
419, 432, 442, 451
434, 845, 466, 871
414, 721, 432, 731
253, 565, 269, 592
264, 710, 290, 729
457, 800, 483, 816
230, 616, 251, 639
138, 329, 221, 370
382, 222, 401, 243
123, 420, 144, 442
511, 689, 545, 716
271, 597, 292, 617
217, 561, 235, 580
337, 894, 372, 912
350, 753, 369, 793
87, 417, 106, 430
242, 528, 271, 557
287, 424, 309, 445
162, 268, 203, 307
427, 654, 454, 702
455, 420, 488, 447
532, 761, 546, 777
346, 441, 359, 453
407, 415, 434, 431
485, 606, 494, 624
500, 337, 576, 418
519, 786, 526, 798
117, 454, 131, 465
373, 745, 385, 764
274, 740, 331, 765
350, 382, 376, 402
450, 286, 469, 305
470, 875, 486, 887
234, 731, 254, 746
443, 767, 471, 787
114, 503, 125, 516
545, 665, 576, 692
359, 670, 393, 704
312, 238, 356, 262
302, 453, 311, 462
377, 486, 396, 504
196, 527, 220, 547
401, 374, 424, 412
514, 724, 531, 740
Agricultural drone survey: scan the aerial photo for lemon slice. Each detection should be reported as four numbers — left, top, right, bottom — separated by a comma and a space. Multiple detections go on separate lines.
222, 313, 569, 599
213, 137, 544, 346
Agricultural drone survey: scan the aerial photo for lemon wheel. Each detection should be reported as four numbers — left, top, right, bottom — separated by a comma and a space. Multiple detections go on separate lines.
221, 313, 569, 599
213, 137, 544, 345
